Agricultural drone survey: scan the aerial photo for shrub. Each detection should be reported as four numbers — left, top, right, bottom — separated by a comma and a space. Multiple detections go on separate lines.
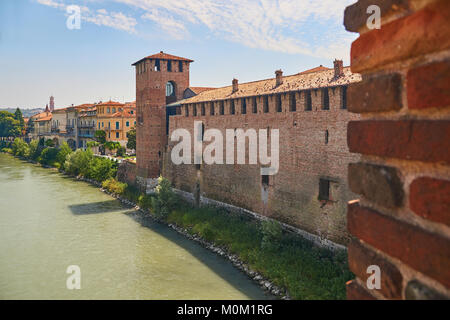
260, 220, 283, 251
39, 147, 59, 166
56, 142, 72, 169
64, 149, 93, 176
102, 178, 127, 195
90, 157, 115, 182
12, 138, 30, 158
116, 146, 126, 157
138, 194, 153, 210
1, 147, 13, 154
28, 139, 41, 161
151, 176, 176, 219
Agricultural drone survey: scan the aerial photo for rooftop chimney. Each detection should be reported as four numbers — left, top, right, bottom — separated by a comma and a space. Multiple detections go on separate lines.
275, 69, 283, 86
232, 78, 238, 93
334, 59, 344, 78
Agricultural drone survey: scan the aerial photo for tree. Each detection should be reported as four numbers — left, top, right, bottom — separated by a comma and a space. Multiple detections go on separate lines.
0, 111, 21, 137
94, 130, 106, 144
57, 142, 72, 167
12, 138, 30, 158
14, 108, 25, 131
126, 127, 136, 150
45, 139, 55, 147
151, 176, 176, 219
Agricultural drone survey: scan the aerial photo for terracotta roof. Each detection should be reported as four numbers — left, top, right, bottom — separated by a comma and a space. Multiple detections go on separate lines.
32, 111, 52, 122
132, 51, 193, 65
182, 66, 361, 104
298, 65, 331, 74
96, 100, 124, 106
189, 87, 216, 94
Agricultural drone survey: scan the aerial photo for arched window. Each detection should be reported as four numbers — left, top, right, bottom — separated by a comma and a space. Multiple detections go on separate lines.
166, 82, 175, 97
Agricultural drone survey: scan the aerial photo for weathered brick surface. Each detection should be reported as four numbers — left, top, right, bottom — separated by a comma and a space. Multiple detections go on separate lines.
344, 0, 412, 33
346, 279, 377, 300
135, 57, 191, 180
348, 73, 402, 113
164, 87, 360, 244
348, 120, 450, 163
348, 162, 404, 208
348, 240, 403, 299
410, 177, 450, 226
351, 1, 450, 73
405, 280, 448, 300
348, 202, 450, 288
407, 59, 450, 110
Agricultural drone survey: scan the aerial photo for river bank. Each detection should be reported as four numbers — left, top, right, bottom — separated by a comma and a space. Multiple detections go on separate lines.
1, 141, 353, 299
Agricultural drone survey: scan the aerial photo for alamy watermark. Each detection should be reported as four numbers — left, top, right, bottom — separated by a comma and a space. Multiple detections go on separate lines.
66, 265, 81, 290
66, 5, 81, 30
366, 265, 381, 290
366, 5, 381, 30
170, 121, 279, 175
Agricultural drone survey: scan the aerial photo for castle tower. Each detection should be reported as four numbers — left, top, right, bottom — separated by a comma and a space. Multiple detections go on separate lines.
49, 96, 55, 112
132, 51, 193, 188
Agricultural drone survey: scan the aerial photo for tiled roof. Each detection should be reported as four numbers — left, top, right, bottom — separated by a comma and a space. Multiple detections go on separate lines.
32, 111, 52, 122
96, 100, 123, 107
181, 66, 361, 104
298, 65, 331, 74
132, 51, 194, 65
189, 87, 216, 94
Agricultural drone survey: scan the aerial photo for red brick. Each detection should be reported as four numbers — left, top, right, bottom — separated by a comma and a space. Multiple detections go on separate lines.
348, 73, 402, 113
347, 120, 450, 163
344, 0, 411, 33
348, 240, 403, 299
351, 1, 450, 73
348, 202, 450, 288
346, 280, 377, 300
348, 162, 404, 208
407, 59, 450, 110
410, 177, 450, 226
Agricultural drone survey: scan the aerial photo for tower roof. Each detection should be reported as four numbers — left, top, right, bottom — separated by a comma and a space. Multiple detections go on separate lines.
132, 51, 194, 65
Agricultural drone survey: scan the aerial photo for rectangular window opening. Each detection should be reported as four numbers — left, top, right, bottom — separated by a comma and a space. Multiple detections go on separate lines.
241, 98, 247, 114
263, 96, 269, 113
305, 91, 312, 111
276, 94, 282, 112
289, 92, 296, 112
322, 88, 330, 110
319, 178, 330, 201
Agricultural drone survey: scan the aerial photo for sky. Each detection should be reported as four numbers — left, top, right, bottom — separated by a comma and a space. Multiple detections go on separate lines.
0, 0, 357, 109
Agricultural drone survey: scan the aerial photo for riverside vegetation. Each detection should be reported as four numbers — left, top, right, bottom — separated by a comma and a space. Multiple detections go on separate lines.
1, 138, 353, 300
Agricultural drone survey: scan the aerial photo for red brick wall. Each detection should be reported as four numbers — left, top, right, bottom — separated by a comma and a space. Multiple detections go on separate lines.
344, 0, 450, 299
135, 58, 191, 180
163, 86, 360, 244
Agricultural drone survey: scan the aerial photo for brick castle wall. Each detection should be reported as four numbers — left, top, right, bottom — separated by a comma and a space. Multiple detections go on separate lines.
344, 0, 450, 299
163, 86, 360, 244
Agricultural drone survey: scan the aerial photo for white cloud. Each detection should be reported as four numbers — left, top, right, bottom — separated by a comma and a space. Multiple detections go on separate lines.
36, 0, 137, 34
115, 0, 356, 59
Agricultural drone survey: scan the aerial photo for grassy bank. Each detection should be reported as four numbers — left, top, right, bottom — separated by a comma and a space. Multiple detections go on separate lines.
2, 138, 352, 300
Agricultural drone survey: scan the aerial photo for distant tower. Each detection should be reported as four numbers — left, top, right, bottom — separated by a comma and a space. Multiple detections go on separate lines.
49, 96, 55, 112
132, 51, 193, 188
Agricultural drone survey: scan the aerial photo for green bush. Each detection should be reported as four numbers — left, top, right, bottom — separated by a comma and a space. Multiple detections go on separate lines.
151, 176, 176, 219
102, 178, 127, 195
1, 147, 13, 154
28, 139, 41, 161
90, 157, 115, 182
12, 138, 30, 158
138, 194, 153, 210
39, 147, 59, 166
64, 148, 94, 176
260, 220, 283, 251
56, 142, 72, 169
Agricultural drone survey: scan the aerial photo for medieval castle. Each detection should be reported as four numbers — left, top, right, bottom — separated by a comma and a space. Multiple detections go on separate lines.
127, 51, 362, 246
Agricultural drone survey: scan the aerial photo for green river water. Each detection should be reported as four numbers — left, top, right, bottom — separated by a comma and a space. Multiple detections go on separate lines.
0, 153, 269, 299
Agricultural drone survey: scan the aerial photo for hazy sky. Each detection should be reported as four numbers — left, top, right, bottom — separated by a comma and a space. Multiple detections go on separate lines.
0, 0, 357, 109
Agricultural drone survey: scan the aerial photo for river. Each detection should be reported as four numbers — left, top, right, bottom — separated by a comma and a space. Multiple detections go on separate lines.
0, 153, 269, 299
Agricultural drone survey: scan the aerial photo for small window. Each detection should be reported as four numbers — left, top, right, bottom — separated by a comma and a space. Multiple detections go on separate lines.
167, 60, 172, 72
305, 91, 312, 111
112, 107, 116, 113
166, 82, 174, 97
179, 61, 183, 72
126, 121, 129, 127
241, 98, 246, 114
185, 105, 189, 117
220, 101, 224, 115
252, 97, 257, 113
210, 102, 214, 115
134, 121, 136, 125
263, 96, 269, 113
102, 122, 104, 128
341, 86, 347, 109
289, 92, 296, 112
193, 104, 197, 116
276, 94, 282, 112
116, 132, 119, 139
155, 59, 161, 71
230, 100, 235, 114
262, 175, 269, 186
201, 103, 205, 116
116, 122, 119, 129
107, 107, 110, 113
325, 130, 329, 144
319, 178, 330, 201
322, 88, 329, 110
